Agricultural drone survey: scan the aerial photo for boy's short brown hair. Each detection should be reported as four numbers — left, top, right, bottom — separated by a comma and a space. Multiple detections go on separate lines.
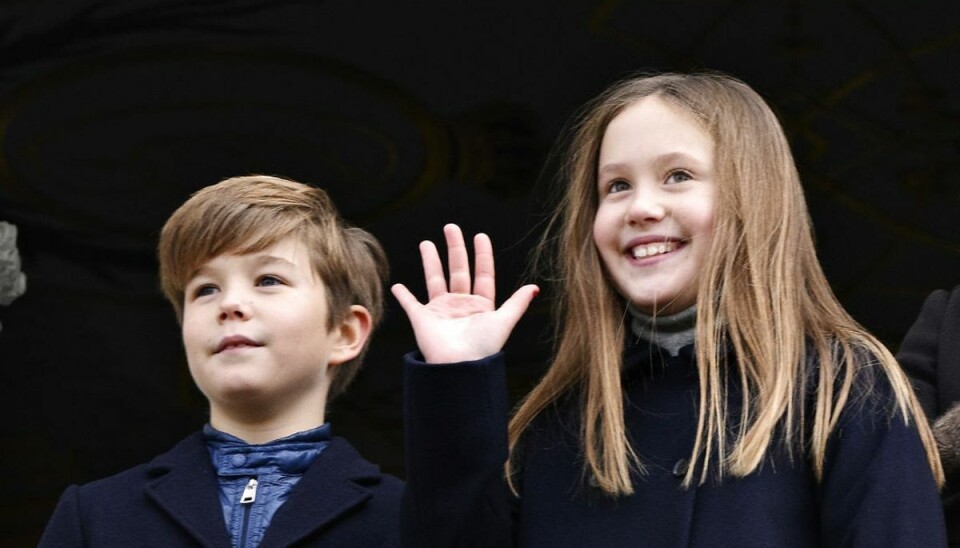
158, 174, 388, 399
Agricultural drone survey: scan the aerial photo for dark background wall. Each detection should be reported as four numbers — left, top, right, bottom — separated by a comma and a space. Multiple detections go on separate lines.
0, 1, 958, 545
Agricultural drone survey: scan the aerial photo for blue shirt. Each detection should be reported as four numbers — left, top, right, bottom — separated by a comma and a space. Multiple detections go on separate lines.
204, 424, 331, 548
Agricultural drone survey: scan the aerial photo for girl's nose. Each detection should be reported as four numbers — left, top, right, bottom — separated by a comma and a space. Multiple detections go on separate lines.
625, 189, 667, 224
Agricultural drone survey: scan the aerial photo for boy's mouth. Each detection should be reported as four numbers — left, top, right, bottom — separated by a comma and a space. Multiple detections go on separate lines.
629, 240, 679, 259
215, 335, 262, 353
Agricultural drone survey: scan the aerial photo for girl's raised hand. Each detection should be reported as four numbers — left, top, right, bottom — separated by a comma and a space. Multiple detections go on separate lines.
391, 224, 539, 364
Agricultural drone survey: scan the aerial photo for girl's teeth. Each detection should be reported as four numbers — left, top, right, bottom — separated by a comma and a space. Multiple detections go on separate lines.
632, 241, 677, 259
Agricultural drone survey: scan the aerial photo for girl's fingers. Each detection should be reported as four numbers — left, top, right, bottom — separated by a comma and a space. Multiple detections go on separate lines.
420, 224, 499, 303
420, 240, 448, 301
390, 283, 422, 317
444, 224, 472, 294
472, 233, 496, 302
497, 284, 539, 326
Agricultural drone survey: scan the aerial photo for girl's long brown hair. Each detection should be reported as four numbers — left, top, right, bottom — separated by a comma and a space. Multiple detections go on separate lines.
508, 72, 943, 495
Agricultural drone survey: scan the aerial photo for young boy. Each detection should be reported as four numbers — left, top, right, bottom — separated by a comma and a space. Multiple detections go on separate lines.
39, 175, 402, 547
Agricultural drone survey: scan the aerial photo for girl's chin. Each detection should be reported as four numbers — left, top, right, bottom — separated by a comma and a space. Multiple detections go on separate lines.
624, 293, 696, 315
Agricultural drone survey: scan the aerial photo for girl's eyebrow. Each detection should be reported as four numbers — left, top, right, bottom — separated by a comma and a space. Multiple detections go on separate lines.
653, 151, 704, 166
598, 152, 707, 177
597, 162, 629, 177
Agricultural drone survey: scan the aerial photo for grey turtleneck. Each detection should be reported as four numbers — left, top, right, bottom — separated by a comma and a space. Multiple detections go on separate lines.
627, 305, 697, 357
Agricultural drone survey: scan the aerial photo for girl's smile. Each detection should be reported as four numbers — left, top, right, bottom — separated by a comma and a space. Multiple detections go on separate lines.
625, 237, 682, 260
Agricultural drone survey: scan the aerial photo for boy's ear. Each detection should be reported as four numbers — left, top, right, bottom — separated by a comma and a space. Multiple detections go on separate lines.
328, 305, 373, 366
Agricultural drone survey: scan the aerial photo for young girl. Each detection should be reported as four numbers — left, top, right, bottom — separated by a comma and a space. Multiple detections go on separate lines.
392, 73, 946, 547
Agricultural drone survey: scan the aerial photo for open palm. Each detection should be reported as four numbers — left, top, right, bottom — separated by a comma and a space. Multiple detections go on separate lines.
392, 224, 538, 364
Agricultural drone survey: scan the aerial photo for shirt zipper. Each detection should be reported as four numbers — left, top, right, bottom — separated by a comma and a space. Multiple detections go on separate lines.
239, 477, 258, 547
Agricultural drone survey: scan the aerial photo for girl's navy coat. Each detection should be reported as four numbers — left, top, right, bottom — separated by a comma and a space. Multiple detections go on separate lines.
402, 341, 946, 548
39, 432, 402, 547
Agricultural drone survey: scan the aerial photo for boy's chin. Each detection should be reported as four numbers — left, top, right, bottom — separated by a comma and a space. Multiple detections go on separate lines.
207, 384, 279, 411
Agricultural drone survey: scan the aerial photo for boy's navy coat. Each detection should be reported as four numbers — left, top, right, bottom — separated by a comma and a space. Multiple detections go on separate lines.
40, 432, 402, 547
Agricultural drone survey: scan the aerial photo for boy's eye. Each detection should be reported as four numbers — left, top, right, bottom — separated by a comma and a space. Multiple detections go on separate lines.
257, 275, 284, 287
665, 170, 692, 184
193, 284, 218, 298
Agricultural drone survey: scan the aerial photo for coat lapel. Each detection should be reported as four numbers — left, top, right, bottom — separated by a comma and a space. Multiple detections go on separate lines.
143, 432, 233, 548
259, 437, 378, 547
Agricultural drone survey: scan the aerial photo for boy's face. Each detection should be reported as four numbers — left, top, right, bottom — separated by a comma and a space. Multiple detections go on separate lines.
592, 96, 717, 315
181, 235, 344, 419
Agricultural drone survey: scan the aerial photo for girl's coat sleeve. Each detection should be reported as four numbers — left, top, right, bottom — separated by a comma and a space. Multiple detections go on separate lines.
817, 364, 947, 547
402, 352, 516, 548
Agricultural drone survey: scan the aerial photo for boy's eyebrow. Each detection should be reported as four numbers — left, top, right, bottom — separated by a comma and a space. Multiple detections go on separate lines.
251, 254, 297, 267
187, 253, 298, 281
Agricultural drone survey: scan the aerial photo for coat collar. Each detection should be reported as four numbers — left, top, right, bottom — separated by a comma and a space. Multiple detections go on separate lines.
144, 431, 381, 547
144, 432, 232, 548
260, 437, 379, 547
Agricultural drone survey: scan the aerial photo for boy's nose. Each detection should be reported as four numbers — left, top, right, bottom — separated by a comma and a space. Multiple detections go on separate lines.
218, 294, 251, 322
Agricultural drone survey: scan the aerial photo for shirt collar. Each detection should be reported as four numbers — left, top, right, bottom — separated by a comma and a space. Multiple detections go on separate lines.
204, 423, 332, 475
627, 304, 697, 357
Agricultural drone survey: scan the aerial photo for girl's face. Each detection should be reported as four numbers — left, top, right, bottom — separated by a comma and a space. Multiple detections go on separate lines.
592, 96, 717, 315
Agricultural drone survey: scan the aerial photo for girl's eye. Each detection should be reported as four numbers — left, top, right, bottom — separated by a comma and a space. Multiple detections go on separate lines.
607, 180, 631, 194
257, 275, 284, 287
665, 170, 692, 184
